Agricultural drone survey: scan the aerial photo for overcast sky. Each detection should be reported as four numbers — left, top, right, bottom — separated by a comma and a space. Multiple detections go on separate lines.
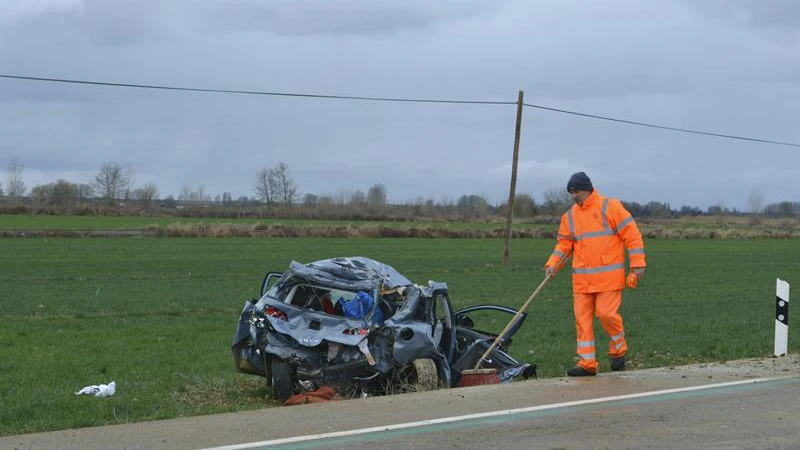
1, 0, 798, 210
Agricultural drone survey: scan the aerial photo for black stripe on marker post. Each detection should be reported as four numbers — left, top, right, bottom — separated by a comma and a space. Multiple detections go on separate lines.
776, 296, 789, 326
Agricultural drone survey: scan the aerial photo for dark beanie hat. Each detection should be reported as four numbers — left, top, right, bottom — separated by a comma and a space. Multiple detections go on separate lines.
567, 172, 593, 192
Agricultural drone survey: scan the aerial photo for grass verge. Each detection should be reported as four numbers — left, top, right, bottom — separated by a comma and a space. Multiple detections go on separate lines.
1, 237, 798, 435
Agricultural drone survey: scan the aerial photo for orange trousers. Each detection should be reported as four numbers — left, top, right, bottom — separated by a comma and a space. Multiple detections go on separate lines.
573, 290, 627, 372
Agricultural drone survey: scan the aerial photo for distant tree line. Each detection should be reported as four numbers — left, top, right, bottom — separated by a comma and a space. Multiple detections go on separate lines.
2, 159, 798, 220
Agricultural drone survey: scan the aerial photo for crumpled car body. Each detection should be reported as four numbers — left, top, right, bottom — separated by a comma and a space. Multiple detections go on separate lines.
232, 256, 536, 402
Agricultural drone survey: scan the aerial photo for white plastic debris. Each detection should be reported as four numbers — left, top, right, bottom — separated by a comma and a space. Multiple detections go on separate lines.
357, 339, 375, 366
326, 342, 342, 361
75, 381, 116, 397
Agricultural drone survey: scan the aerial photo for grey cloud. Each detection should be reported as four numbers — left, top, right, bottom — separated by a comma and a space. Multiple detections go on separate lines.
3, 0, 500, 48
193, 0, 502, 36
686, 0, 800, 32
3, 0, 181, 47
0, 0, 84, 23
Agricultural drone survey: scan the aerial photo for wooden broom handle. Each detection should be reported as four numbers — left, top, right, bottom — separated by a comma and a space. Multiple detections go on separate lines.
473, 273, 552, 370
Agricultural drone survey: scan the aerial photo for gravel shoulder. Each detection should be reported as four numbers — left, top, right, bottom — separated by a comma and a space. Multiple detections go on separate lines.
641, 353, 799, 378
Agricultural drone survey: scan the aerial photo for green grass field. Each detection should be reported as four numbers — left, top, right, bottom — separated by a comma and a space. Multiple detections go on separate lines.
1, 237, 798, 435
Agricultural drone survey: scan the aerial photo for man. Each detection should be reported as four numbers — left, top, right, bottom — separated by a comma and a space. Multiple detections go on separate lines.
544, 172, 646, 377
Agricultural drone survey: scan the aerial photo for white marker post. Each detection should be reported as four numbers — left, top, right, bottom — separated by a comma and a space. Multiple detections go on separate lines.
774, 278, 790, 357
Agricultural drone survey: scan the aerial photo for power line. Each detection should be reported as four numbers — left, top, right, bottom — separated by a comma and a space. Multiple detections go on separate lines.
0, 74, 514, 105
523, 102, 800, 148
2, 73, 798, 147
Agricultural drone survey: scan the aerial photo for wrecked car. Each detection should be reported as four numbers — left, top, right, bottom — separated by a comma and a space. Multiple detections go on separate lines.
232, 257, 536, 402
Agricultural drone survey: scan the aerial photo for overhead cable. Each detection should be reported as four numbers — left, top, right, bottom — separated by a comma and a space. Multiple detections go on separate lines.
2, 74, 798, 147
0, 74, 513, 105
523, 102, 800, 148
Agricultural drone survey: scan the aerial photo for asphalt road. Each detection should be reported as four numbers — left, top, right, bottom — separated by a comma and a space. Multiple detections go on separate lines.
3, 356, 798, 450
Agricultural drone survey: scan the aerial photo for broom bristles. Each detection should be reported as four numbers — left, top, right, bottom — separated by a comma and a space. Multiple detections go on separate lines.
458, 368, 501, 387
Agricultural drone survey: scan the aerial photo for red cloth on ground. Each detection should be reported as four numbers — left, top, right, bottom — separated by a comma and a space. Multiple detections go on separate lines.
283, 386, 341, 406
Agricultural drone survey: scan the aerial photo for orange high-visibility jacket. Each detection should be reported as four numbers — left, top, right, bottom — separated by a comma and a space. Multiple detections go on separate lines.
546, 190, 646, 293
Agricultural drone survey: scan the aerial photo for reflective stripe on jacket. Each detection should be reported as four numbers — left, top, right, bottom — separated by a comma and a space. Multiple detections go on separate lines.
546, 190, 646, 293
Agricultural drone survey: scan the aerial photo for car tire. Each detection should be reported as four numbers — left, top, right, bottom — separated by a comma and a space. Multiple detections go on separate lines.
271, 359, 295, 403
263, 355, 272, 387
411, 358, 439, 392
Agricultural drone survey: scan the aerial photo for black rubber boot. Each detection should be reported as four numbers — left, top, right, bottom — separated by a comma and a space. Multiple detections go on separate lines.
611, 356, 626, 372
566, 366, 596, 377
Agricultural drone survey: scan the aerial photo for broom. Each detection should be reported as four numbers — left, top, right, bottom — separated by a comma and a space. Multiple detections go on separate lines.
459, 272, 553, 387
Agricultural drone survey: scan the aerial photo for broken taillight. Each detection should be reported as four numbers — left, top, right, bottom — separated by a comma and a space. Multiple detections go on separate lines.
342, 327, 368, 336
264, 306, 288, 321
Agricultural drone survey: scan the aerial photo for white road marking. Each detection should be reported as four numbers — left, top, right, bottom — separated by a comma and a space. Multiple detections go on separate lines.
199, 377, 785, 450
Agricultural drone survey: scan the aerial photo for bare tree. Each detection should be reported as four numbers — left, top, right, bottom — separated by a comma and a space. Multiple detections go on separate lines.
453, 194, 492, 219
303, 193, 319, 205
76, 184, 93, 201
334, 187, 352, 205
350, 189, 366, 205
92, 162, 130, 206
318, 195, 335, 218
179, 183, 206, 202
180, 183, 193, 202
272, 162, 298, 205
514, 193, 537, 217
708, 200, 729, 216
254, 167, 275, 204
6, 158, 26, 200
746, 190, 764, 215
134, 182, 159, 210
192, 185, 206, 202
542, 187, 572, 215
367, 183, 387, 206
31, 179, 79, 207
162, 195, 176, 208
413, 196, 436, 217
51, 179, 78, 207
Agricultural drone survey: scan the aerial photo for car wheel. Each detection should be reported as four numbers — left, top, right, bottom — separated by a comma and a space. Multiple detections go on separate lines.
390, 358, 440, 394
410, 358, 439, 392
263, 355, 272, 387
271, 359, 295, 403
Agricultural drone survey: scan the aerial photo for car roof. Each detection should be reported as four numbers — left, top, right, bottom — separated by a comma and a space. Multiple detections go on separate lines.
284, 256, 413, 292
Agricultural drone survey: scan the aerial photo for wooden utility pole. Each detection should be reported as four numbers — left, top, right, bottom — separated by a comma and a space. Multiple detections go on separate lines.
503, 90, 524, 267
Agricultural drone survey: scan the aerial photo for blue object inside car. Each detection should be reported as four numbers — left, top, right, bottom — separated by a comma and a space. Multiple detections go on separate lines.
340, 291, 384, 325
